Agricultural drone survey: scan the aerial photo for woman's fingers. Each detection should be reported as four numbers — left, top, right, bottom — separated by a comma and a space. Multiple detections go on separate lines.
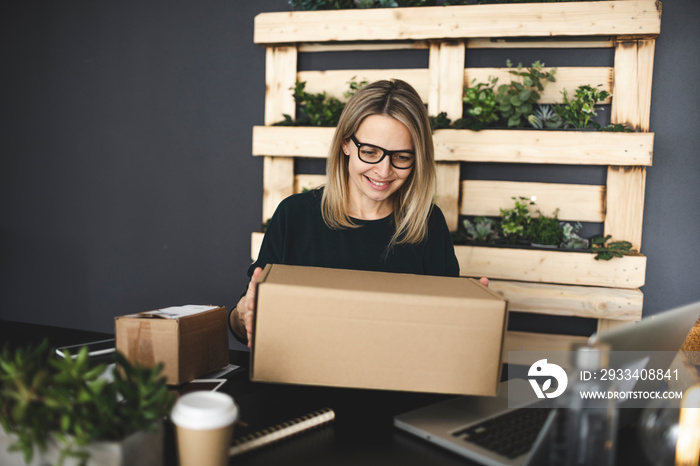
245, 267, 263, 309
244, 267, 263, 348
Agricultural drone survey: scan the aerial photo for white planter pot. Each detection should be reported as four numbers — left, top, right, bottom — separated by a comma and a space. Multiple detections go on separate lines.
0, 422, 163, 466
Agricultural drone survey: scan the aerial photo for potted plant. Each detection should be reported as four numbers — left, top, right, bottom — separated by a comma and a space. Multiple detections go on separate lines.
0, 341, 174, 466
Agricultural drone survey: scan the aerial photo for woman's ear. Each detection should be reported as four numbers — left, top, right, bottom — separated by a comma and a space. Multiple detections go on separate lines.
341, 140, 350, 156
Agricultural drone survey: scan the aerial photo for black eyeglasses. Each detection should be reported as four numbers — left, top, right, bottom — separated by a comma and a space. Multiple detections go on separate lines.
349, 135, 415, 170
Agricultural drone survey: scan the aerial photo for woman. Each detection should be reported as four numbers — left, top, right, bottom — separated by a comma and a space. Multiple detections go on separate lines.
230, 79, 486, 347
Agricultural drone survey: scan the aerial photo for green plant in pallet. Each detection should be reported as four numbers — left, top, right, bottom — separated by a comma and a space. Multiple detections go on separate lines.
555, 84, 611, 129
429, 112, 452, 131
275, 79, 366, 127
560, 221, 589, 249
499, 196, 536, 243
297, 80, 344, 126
527, 209, 564, 246
527, 104, 565, 129
464, 216, 500, 243
591, 235, 637, 260
495, 60, 557, 127
0, 341, 174, 466
288, 0, 355, 10
599, 123, 633, 132
462, 77, 499, 130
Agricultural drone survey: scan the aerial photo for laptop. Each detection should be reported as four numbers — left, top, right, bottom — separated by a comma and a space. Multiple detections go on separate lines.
394, 301, 700, 466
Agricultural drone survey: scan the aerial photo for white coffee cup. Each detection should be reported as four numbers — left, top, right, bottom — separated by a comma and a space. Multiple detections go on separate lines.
171, 391, 239, 466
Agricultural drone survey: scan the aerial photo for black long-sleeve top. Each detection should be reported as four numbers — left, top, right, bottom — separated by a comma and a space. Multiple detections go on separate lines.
248, 188, 459, 278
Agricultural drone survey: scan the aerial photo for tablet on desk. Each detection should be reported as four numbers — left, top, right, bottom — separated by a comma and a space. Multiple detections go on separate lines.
55, 338, 116, 359
174, 379, 227, 396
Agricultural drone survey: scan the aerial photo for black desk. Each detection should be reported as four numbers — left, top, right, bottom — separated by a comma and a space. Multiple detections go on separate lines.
0, 320, 652, 466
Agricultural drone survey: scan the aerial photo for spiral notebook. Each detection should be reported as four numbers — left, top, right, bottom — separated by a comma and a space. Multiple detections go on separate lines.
229, 407, 335, 457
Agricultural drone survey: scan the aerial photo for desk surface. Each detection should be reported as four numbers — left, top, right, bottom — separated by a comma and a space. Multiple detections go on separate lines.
0, 319, 652, 466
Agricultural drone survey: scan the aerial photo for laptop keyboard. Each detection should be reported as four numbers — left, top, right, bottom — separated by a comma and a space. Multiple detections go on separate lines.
451, 408, 550, 459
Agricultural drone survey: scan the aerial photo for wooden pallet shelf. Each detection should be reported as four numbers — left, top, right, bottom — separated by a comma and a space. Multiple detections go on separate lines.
254, 1, 661, 44
253, 126, 654, 166
251, 1, 661, 354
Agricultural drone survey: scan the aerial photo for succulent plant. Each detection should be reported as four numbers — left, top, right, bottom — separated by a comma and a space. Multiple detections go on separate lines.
463, 216, 500, 243
527, 104, 565, 129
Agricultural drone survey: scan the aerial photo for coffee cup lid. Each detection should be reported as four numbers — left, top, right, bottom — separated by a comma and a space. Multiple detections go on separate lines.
171, 391, 239, 430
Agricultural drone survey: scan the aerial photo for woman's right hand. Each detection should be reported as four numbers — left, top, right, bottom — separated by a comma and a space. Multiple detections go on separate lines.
233, 267, 263, 348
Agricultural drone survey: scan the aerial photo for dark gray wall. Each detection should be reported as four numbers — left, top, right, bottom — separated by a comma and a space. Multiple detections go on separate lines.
1, 1, 699, 349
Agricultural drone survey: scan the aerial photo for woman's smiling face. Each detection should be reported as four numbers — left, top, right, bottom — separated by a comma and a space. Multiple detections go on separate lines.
342, 114, 414, 219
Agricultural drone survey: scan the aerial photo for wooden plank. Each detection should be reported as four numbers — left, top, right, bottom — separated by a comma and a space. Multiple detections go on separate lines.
488, 280, 643, 321
467, 37, 614, 49
459, 180, 605, 222
427, 42, 440, 117
262, 156, 294, 223
637, 39, 656, 132
435, 163, 460, 231
253, 126, 332, 158
604, 166, 646, 250
254, 1, 661, 44
298, 40, 430, 53
455, 245, 646, 288
430, 41, 466, 121
434, 129, 653, 165
465, 67, 612, 105
251, 232, 264, 262
253, 126, 655, 166
295, 174, 325, 194
611, 40, 640, 130
297, 69, 429, 102
264, 46, 298, 125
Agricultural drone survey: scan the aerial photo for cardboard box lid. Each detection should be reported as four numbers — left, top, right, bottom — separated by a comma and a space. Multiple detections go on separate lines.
116, 305, 222, 321
252, 264, 508, 396
257, 263, 502, 301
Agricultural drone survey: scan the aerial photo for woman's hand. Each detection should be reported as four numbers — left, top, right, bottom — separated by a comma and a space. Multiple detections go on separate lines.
232, 267, 263, 348
479, 277, 489, 287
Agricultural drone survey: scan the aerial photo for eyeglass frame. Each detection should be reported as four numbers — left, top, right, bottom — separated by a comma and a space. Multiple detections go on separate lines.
348, 135, 416, 170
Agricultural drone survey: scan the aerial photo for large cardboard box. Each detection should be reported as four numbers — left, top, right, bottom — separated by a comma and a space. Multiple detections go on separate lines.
251, 264, 508, 396
115, 305, 228, 385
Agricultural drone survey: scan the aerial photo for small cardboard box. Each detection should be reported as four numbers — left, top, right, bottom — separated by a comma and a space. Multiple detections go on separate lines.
251, 264, 508, 396
115, 305, 228, 385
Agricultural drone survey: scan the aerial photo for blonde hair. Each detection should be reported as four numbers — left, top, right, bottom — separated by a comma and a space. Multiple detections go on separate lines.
321, 79, 437, 248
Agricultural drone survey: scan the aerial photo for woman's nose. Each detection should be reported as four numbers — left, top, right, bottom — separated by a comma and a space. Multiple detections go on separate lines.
374, 156, 393, 177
